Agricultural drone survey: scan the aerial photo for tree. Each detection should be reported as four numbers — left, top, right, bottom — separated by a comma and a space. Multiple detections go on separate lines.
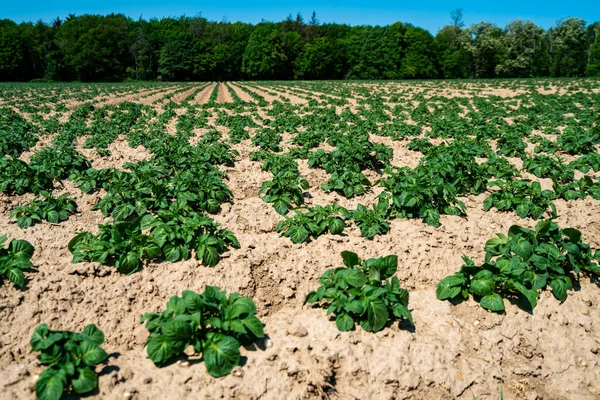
585, 22, 600, 76
242, 23, 288, 79
496, 20, 546, 78
464, 22, 504, 78
55, 14, 131, 81
550, 18, 587, 77
294, 36, 336, 79
401, 26, 437, 78
0, 20, 24, 80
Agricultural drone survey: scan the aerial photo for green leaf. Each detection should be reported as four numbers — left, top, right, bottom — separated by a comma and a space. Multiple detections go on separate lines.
335, 313, 354, 331
202, 333, 241, 378
200, 245, 219, 267
512, 240, 533, 260
79, 341, 108, 366
36, 368, 66, 400
363, 299, 388, 332
30, 324, 50, 351
6, 267, 25, 287
241, 316, 264, 338
288, 225, 309, 244
82, 324, 105, 345
562, 228, 582, 243
346, 269, 367, 288
163, 244, 182, 262
346, 300, 364, 315
116, 252, 140, 275
9, 239, 34, 260
436, 274, 466, 300
341, 251, 360, 268
378, 255, 398, 279
549, 278, 568, 302
483, 196, 493, 211
162, 319, 192, 350
470, 270, 495, 296
328, 218, 345, 235
71, 367, 98, 394
512, 281, 538, 310
480, 293, 505, 312
273, 199, 289, 216
516, 203, 529, 218
147, 335, 173, 366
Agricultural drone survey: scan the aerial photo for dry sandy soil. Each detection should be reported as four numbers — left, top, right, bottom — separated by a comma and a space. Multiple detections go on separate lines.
1, 80, 600, 400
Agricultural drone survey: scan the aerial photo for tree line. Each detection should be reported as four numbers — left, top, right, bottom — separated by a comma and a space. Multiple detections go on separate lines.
0, 11, 599, 82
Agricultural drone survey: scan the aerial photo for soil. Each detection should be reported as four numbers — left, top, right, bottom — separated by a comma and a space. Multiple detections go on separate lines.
1, 80, 600, 400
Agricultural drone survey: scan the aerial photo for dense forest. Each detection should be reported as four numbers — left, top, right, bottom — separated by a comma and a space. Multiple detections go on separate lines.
1, 11, 599, 81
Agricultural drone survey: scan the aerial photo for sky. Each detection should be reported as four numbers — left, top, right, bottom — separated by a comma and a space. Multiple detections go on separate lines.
4, 0, 599, 34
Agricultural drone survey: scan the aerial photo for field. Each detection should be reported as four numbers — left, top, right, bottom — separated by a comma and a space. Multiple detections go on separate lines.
1, 79, 600, 400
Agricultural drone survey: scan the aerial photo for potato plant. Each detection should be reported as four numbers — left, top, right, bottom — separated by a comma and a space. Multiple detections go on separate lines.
483, 180, 557, 219
30, 324, 108, 400
0, 234, 35, 288
10, 191, 77, 229
141, 287, 265, 377
437, 220, 600, 312
276, 204, 347, 243
306, 251, 413, 332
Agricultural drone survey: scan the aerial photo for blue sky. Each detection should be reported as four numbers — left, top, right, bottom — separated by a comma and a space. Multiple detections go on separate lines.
4, 0, 599, 33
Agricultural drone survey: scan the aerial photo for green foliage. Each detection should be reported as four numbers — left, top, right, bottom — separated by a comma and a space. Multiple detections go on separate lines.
306, 251, 412, 332
68, 216, 161, 275
251, 128, 283, 152
556, 126, 599, 155
345, 202, 391, 239
496, 132, 527, 157
259, 170, 309, 216
276, 204, 346, 243
0, 156, 53, 195
141, 205, 240, 266
0, 234, 34, 288
522, 154, 573, 183
29, 146, 91, 181
321, 170, 371, 198
483, 180, 557, 219
141, 287, 265, 377
30, 324, 108, 400
10, 191, 77, 228
437, 220, 600, 312
379, 166, 466, 227
0, 108, 38, 157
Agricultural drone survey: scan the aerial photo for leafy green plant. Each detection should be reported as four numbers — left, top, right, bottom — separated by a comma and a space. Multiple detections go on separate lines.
276, 204, 346, 243
483, 180, 557, 219
496, 132, 527, 157
553, 176, 600, 201
322, 169, 371, 198
10, 191, 77, 228
437, 220, 600, 312
379, 166, 466, 227
481, 156, 521, 180
141, 204, 240, 266
29, 146, 91, 181
251, 128, 282, 152
522, 154, 573, 184
0, 156, 53, 195
0, 234, 34, 288
569, 153, 600, 173
556, 126, 598, 155
259, 170, 309, 215
68, 216, 161, 275
30, 324, 108, 400
345, 202, 390, 239
141, 287, 265, 377
306, 251, 412, 332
